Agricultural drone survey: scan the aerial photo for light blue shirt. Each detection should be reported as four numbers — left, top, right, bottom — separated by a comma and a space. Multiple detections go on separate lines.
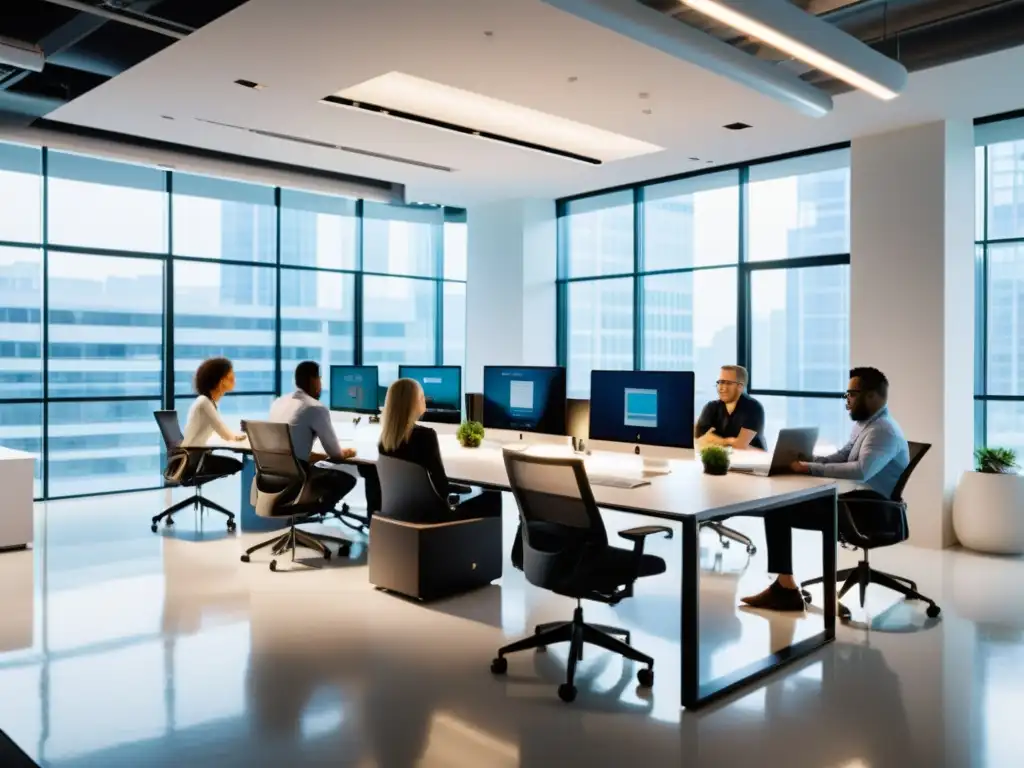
269, 391, 344, 462
808, 406, 909, 498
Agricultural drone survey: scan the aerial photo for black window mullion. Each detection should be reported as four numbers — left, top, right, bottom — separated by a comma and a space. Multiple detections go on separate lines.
41, 146, 49, 500
633, 187, 643, 370
354, 199, 364, 365
737, 164, 751, 378
977, 145, 989, 446
163, 170, 174, 410
435, 216, 444, 365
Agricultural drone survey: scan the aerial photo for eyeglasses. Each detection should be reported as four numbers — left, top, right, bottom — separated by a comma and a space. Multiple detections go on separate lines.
716, 380, 741, 386
844, 389, 862, 400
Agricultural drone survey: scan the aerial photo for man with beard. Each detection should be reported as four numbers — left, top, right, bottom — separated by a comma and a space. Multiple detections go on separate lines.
740, 367, 909, 612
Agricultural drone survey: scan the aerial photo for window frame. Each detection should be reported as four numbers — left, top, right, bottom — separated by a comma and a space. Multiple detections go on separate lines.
0, 144, 467, 501
555, 143, 852, 418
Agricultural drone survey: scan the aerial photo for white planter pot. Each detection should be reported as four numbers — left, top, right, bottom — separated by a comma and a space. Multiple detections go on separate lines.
953, 471, 1024, 555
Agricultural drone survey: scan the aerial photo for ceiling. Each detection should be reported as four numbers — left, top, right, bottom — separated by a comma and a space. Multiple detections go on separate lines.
5, 0, 1024, 206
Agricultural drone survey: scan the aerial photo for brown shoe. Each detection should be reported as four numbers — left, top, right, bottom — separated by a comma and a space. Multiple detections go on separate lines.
740, 580, 806, 612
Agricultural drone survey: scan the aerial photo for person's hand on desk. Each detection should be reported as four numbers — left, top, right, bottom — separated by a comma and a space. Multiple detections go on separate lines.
233, 434, 247, 442
316, 448, 357, 463
789, 460, 811, 474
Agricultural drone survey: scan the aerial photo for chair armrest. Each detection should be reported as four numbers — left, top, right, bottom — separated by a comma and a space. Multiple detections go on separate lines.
618, 525, 674, 542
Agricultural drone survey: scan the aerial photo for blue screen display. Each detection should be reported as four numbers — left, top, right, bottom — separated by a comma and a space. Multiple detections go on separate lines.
483, 366, 566, 435
588, 370, 694, 449
399, 366, 461, 411
329, 365, 379, 413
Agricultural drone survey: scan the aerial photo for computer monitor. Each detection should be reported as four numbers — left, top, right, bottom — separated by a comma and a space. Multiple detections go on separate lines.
588, 370, 695, 450
398, 365, 462, 412
482, 366, 567, 435
329, 365, 379, 414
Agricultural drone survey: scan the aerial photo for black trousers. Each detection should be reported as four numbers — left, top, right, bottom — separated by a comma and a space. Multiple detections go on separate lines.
763, 489, 884, 575
307, 465, 358, 509
359, 464, 382, 515
201, 453, 243, 477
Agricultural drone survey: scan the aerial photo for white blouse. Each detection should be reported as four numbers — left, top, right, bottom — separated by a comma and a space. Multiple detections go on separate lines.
181, 395, 238, 447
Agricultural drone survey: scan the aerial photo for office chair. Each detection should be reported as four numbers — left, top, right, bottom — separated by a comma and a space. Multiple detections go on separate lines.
240, 421, 353, 572
489, 451, 672, 703
700, 520, 757, 555
801, 442, 940, 618
152, 410, 238, 533
369, 455, 502, 600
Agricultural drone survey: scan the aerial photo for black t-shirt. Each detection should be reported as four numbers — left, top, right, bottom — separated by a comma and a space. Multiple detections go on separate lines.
695, 394, 767, 451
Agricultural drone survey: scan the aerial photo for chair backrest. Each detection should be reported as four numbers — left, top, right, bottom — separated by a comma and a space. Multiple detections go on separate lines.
890, 441, 931, 502
244, 420, 309, 517
154, 410, 184, 451
502, 450, 608, 592
376, 455, 451, 524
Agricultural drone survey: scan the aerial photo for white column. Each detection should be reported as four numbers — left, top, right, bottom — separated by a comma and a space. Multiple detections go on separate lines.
465, 199, 557, 393
850, 120, 975, 549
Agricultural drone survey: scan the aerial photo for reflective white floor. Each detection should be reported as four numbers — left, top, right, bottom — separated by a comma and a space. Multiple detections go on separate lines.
1, 478, 1022, 767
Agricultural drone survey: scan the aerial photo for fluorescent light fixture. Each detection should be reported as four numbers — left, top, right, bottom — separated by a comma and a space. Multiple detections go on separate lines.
322, 71, 662, 164
680, 0, 907, 101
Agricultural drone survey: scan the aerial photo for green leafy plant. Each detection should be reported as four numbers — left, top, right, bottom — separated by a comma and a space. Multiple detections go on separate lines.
457, 420, 485, 448
700, 445, 730, 476
975, 447, 1018, 474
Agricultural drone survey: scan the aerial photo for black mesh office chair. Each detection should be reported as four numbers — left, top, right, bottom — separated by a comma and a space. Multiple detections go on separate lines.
802, 441, 940, 618
489, 451, 672, 703
152, 410, 238, 533
240, 421, 353, 572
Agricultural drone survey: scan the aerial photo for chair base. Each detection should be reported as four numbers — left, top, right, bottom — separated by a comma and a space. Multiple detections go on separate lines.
490, 604, 654, 702
801, 554, 941, 618
700, 521, 757, 555
326, 503, 371, 535
240, 523, 352, 572
152, 488, 236, 533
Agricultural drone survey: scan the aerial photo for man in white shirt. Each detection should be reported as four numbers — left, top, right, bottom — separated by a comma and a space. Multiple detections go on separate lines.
269, 361, 357, 508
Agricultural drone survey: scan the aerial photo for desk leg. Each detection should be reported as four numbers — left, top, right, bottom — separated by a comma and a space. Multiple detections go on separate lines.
681, 487, 838, 710
680, 516, 700, 708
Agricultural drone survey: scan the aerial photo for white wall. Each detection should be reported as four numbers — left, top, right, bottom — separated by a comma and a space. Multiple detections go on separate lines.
465, 199, 557, 393
850, 120, 975, 549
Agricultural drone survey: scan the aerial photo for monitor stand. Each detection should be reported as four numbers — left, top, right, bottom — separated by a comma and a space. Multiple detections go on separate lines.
634, 445, 671, 475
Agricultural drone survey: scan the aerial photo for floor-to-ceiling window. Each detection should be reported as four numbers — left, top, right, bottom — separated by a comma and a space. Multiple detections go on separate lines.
0, 139, 467, 500
975, 115, 1024, 455
557, 146, 851, 451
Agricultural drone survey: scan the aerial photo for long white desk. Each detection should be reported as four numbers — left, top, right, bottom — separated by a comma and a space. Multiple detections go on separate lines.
211, 419, 843, 709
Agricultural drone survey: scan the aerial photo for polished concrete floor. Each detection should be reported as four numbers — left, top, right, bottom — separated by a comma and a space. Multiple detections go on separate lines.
0, 478, 1022, 767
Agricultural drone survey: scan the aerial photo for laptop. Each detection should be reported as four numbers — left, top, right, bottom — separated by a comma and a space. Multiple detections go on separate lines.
729, 427, 819, 477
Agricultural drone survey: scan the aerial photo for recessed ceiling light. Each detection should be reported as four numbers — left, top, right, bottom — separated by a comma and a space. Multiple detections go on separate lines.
724, 122, 752, 131
642, 109, 652, 115
689, 156, 700, 161
568, 76, 578, 83
234, 79, 266, 90
321, 71, 663, 165
160, 115, 174, 120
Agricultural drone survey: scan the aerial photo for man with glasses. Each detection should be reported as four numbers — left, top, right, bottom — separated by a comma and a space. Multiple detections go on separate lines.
741, 366, 909, 612
695, 365, 766, 451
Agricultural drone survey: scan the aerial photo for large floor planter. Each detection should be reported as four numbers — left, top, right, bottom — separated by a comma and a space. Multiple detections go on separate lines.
953, 471, 1024, 555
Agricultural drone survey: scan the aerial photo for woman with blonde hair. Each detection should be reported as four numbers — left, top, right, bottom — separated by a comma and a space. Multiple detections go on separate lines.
377, 377, 500, 521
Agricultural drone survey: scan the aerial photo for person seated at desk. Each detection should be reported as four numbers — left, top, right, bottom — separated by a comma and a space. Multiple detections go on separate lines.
741, 367, 909, 612
377, 378, 500, 522
180, 356, 246, 475
695, 365, 766, 451
269, 360, 359, 509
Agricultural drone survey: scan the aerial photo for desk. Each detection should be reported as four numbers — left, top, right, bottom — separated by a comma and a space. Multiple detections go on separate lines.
0, 447, 34, 552
212, 420, 843, 709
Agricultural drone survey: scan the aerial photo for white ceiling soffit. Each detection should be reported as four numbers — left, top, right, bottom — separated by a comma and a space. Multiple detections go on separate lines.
540, 0, 833, 117
681, 0, 909, 101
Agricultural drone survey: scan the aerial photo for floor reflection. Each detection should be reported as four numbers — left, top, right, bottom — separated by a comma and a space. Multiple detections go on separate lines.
0, 484, 1020, 766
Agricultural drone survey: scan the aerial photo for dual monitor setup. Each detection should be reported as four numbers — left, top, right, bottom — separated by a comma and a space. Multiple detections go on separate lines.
327, 364, 696, 451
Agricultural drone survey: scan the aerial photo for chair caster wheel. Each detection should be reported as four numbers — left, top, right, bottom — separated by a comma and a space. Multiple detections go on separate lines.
323, 549, 332, 561
746, 545, 757, 555
926, 604, 941, 618
720, 539, 730, 549
557, 684, 577, 703
240, 554, 250, 563
339, 542, 352, 557
801, 589, 812, 604
637, 668, 654, 688
269, 560, 278, 572
838, 603, 852, 621
227, 522, 237, 533
165, 518, 174, 526
150, 523, 158, 533
490, 657, 508, 675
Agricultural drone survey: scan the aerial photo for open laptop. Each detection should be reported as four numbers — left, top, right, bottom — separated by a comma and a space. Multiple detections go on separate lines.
729, 427, 819, 477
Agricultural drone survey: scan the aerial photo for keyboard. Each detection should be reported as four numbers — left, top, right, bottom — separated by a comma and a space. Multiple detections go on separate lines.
588, 474, 650, 489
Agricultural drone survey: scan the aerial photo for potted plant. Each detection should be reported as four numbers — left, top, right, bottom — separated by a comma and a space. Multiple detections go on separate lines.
456, 420, 485, 449
952, 447, 1024, 555
700, 445, 730, 476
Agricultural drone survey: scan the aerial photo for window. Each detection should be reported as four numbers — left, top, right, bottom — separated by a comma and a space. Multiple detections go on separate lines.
362, 203, 441, 277
0, 139, 466, 500
976, 129, 1024, 447
172, 174, 275, 263
363, 276, 436, 386
558, 146, 851, 448
48, 152, 167, 253
280, 189, 357, 270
